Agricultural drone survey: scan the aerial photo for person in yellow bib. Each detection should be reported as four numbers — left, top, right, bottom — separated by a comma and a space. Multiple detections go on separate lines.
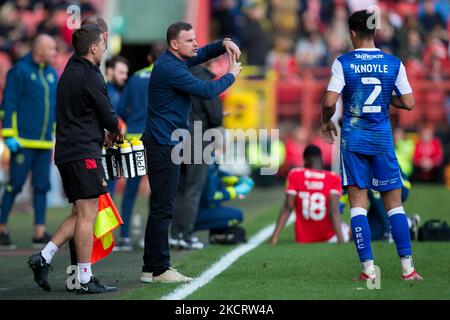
0, 34, 58, 249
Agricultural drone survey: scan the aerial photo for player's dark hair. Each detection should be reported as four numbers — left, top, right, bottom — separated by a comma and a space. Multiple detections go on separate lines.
348, 10, 377, 39
166, 21, 193, 45
105, 55, 129, 70
81, 15, 108, 33
303, 144, 322, 161
72, 24, 102, 56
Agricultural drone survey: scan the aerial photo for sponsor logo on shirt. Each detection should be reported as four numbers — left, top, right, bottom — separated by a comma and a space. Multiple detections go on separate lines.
354, 53, 384, 60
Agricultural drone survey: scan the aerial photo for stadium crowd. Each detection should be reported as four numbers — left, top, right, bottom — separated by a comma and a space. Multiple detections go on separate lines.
211, 0, 450, 183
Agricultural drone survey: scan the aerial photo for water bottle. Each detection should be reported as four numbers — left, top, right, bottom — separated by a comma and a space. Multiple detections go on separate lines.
106, 146, 121, 179
120, 140, 136, 179
101, 147, 110, 180
131, 138, 147, 176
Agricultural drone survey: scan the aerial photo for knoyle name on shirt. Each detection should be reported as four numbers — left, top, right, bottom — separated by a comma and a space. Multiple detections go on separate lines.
350, 63, 388, 74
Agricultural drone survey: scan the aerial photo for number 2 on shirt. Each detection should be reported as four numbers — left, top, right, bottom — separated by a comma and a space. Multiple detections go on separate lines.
361, 77, 381, 113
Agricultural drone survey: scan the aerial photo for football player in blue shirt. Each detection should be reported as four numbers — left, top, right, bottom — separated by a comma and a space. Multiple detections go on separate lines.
321, 10, 423, 281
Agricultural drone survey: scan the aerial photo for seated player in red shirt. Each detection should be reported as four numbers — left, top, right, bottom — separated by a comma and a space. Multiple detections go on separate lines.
270, 144, 350, 244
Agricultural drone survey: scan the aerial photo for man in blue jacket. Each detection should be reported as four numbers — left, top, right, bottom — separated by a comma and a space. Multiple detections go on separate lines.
140, 21, 242, 283
112, 44, 165, 251
104, 55, 129, 198
0, 34, 58, 249
105, 55, 129, 115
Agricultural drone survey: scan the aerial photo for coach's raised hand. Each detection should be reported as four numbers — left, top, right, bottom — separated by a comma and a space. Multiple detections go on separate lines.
228, 53, 242, 79
223, 38, 241, 61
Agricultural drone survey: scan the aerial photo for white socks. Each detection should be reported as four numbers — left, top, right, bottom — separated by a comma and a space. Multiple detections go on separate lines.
77, 263, 93, 284
400, 256, 415, 276
41, 241, 58, 264
362, 260, 375, 277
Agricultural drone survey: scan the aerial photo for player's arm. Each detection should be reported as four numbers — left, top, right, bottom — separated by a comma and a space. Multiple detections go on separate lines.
328, 194, 344, 243
390, 94, 414, 111
270, 194, 295, 245
321, 59, 344, 144
391, 62, 414, 111
322, 91, 340, 123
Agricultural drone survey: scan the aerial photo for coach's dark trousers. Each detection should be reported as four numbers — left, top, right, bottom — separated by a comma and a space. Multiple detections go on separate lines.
141, 134, 180, 275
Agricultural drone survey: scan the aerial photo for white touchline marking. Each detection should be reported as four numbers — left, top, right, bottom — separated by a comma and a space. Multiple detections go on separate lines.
162, 214, 295, 300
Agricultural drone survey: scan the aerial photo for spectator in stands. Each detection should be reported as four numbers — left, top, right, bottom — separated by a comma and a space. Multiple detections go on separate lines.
0, 3, 28, 58
375, 15, 396, 53
241, 0, 271, 66
295, 30, 327, 67
419, 0, 446, 32
413, 123, 444, 182
396, 15, 426, 62
399, 29, 424, 63
36, 7, 61, 37
213, 0, 242, 45
346, 0, 378, 13
323, 6, 350, 66
435, 0, 450, 22
266, 34, 297, 78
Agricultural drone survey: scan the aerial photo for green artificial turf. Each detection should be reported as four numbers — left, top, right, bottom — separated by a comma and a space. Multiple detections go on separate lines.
1, 183, 449, 300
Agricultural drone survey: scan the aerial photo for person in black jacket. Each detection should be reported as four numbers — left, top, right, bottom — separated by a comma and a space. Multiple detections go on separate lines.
27, 25, 124, 294
170, 62, 224, 250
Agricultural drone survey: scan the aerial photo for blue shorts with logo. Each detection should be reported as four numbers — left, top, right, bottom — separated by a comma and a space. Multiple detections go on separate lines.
340, 149, 403, 192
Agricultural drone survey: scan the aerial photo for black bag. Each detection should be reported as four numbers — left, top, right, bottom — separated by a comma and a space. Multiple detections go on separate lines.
418, 219, 450, 241
209, 227, 247, 245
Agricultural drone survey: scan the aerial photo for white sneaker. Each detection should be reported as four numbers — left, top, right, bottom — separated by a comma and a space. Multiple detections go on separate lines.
141, 267, 193, 283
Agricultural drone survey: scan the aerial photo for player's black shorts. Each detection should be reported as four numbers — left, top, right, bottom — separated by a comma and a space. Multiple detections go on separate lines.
57, 158, 108, 203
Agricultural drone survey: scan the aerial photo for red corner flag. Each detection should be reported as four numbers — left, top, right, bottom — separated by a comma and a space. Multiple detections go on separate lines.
91, 193, 123, 264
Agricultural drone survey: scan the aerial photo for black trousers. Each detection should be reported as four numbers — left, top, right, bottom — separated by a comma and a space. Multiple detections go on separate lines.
142, 134, 180, 275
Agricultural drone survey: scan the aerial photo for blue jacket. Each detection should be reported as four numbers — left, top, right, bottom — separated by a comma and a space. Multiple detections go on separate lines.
117, 65, 153, 139
1, 54, 57, 149
106, 82, 122, 114
200, 164, 239, 209
144, 40, 235, 145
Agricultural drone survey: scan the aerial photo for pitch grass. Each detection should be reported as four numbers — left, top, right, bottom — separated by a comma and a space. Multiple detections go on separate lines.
127, 183, 450, 300
0, 184, 283, 300
188, 230, 450, 300
0, 183, 449, 300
